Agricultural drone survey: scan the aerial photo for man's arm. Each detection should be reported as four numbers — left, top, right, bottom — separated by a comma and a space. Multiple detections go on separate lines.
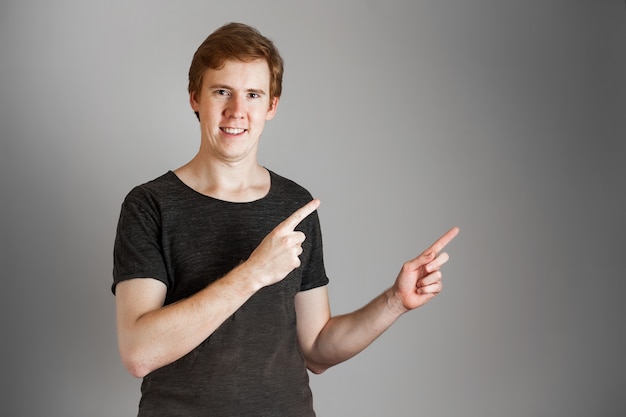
116, 199, 321, 378
295, 227, 459, 374
116, 264, 260, 378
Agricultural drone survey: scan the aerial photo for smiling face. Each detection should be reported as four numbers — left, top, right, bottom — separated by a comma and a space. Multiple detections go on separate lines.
190, 59, 279, 165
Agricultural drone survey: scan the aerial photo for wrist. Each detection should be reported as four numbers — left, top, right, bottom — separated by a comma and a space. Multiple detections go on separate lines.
384, 287, 409, 317
229, 261, 265, 295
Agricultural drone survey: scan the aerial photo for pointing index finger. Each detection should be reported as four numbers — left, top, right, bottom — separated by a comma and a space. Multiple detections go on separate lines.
282, 199, 321, 231
425, 226, 460, 257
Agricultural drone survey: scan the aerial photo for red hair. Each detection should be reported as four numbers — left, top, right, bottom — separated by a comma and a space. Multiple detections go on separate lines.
188, 22, 284, 103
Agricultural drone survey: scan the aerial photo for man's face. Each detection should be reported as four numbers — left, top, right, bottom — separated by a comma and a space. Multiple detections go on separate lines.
190, 59, 278, 165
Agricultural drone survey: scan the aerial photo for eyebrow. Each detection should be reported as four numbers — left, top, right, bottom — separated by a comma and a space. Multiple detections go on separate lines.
208, 84, 267, 95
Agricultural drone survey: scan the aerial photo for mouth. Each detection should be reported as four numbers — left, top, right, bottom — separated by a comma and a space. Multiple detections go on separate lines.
220, 127, 247, 135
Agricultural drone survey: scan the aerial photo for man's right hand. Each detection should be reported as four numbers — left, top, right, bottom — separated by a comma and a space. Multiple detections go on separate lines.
245, 199, 321, 288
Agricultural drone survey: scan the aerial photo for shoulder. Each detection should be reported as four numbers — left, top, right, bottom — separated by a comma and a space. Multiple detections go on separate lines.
266, 170, 322, 233
268, 170, 314, 203
123, 171, 181, 206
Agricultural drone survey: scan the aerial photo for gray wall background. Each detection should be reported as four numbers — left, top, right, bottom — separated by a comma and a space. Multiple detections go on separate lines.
1, 1, 624, 416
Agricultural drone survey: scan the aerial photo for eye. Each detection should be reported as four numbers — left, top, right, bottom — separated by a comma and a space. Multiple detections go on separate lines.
247, 92, 260, 99
215, 89, 230, 97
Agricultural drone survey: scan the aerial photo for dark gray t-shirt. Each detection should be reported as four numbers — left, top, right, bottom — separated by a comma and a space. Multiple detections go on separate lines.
113, 170, 329, 417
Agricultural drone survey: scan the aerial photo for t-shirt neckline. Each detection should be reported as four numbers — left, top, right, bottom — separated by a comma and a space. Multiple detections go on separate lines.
166, 169, 274, 205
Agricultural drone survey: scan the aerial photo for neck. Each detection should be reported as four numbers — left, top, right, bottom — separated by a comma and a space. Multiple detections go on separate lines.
174, 155, 270, 203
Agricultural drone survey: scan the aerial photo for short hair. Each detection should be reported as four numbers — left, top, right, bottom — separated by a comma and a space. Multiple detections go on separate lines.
188, 22, 284, 103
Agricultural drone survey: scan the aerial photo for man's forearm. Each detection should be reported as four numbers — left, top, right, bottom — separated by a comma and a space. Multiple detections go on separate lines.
117, 262, 261, 378
306, 288, 406, 374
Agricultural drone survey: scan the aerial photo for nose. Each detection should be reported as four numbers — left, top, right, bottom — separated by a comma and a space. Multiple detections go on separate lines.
224, 94, 245, 119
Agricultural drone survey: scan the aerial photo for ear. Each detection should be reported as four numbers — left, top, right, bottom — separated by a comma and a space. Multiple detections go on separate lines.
189, 91, 200, 112
266, 96, 279, 121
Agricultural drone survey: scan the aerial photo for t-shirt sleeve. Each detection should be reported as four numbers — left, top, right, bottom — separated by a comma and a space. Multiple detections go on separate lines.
112, 188, 169, 294
299, 209, 330, 291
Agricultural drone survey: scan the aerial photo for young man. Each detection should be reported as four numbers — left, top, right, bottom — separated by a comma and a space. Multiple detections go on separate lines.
113, 22, 459, 416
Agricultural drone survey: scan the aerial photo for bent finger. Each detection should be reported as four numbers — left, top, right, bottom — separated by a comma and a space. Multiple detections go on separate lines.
426, 252, 450, 273
416, 280, 443, 294
417, 270, 442, 287
283, 231, 306, 247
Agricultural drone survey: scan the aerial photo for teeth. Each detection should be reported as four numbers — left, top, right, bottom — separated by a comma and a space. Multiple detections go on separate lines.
222, 127, 245, 134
